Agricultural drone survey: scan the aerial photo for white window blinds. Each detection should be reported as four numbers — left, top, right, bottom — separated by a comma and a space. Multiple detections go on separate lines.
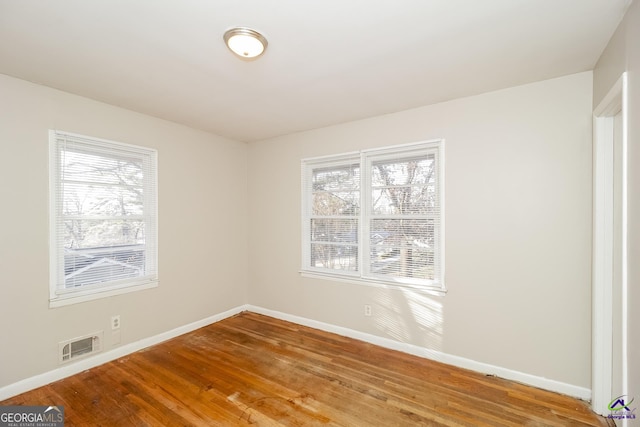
302, 141, 444, 291
306, 158, 360, 274
50, 131, 158, 301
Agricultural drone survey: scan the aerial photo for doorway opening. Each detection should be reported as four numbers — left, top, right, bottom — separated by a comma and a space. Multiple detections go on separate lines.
592, 72, 627, 417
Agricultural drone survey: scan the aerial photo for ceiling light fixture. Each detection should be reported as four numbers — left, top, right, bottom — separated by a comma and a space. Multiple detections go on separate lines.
223, 27, 268, 60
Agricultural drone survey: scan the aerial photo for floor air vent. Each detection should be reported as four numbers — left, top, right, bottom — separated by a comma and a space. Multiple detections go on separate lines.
59, 331, 103, 364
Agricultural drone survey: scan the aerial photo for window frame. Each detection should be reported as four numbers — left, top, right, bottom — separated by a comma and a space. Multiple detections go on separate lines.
49, 130, 159, 308
301, 140, 445, 294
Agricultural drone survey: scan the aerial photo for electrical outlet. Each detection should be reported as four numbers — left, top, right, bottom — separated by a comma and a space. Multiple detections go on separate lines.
364, 304, 372, 317
111, 315, 121, 330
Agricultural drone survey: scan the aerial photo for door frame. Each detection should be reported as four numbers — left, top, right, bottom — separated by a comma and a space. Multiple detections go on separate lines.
592, 72, 627, 415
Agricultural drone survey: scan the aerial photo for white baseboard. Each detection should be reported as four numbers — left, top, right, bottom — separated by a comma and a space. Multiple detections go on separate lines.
0, 305, 249, 401
246, 305, 592, 401
1, 303, 591, 403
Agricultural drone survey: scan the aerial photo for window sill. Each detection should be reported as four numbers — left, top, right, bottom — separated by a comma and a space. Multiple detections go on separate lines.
299, 271, 446, 297
49, 280, 158, 308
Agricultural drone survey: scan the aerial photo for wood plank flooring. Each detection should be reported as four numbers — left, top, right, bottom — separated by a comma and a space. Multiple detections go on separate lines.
2, 312, 612, 426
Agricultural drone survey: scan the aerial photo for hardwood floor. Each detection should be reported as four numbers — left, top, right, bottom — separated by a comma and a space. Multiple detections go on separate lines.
2, 312, 611, 426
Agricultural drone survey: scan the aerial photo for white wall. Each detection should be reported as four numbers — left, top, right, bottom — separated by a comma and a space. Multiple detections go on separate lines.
0, 74, 249, 388
247, 72, 594, 390
594, 0, 640, 408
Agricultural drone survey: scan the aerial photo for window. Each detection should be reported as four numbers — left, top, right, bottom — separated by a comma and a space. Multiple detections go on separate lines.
301, 140, 444, 292
49, 131, 158, 307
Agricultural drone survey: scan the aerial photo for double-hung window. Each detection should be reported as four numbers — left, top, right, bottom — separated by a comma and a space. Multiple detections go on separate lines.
49, 130, 158, 307
302, 140, 444, 292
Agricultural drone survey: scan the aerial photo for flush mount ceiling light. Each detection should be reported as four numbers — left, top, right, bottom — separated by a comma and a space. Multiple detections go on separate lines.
223, 27, 268, 60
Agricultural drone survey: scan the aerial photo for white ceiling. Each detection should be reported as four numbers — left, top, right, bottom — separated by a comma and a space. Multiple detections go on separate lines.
0, 0, 631, 142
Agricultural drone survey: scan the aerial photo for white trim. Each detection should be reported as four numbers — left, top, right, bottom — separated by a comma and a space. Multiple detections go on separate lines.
48, 131, 59, 300
620, 72, 628, 412
50, 129, 157, 154
361, 138, 444, 155
49, 281, 158, 308
591, 72, 627, 415
0, 305, 248, 401
592, 109, 615, 412
247, 305, 591, 400
438, 140, 446, 289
